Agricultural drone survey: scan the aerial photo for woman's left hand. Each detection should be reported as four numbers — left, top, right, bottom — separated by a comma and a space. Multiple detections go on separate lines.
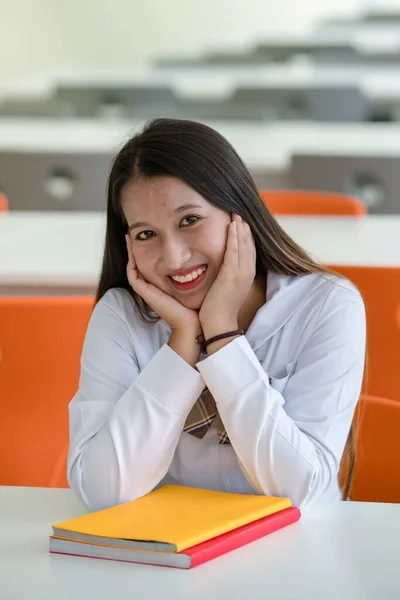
199, 214, 256, 333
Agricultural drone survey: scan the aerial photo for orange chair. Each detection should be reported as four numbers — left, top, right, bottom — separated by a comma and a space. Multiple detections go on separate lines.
344, 394, 400, 503
0, 296, 93, 487
260, 190, 367, 216
329, 266, 400, 402
0, 192, 8, 212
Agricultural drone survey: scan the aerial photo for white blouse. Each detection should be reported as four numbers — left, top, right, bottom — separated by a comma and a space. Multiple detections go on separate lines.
68, 270, 366, 511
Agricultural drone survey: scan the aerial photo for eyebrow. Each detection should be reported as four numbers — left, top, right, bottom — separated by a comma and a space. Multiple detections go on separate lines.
128, 203, 204, 231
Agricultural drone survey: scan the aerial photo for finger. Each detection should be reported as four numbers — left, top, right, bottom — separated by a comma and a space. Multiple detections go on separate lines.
238, 215, 250, 239
223, 220, 239, 271
234, 215, 247, 269
125, 234, 134, 267
242, 219, 251, 242
125, 233, 132, 258
125, 234, 140, 283
250, 228, 257, 273
231, 213, 243, 229
236, 218, 255, 272
243, 221, 254, 252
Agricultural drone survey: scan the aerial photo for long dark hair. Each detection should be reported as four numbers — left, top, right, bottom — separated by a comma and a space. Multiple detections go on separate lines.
95, 117, 357, 498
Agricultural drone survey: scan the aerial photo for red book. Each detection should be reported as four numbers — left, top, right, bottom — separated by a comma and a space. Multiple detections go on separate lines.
49, 506, 300, 569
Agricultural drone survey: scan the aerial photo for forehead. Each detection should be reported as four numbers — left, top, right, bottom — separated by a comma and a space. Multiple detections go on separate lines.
122, 176, 209, 218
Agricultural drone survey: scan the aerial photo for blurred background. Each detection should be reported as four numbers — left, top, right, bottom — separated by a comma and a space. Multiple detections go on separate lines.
2, 0, 400, 211
0, 0, 364, 83
1, 0, 400, 502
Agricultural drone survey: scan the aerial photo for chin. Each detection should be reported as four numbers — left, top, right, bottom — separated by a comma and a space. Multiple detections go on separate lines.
179, 297, 203, 311
174, 290, 205, 311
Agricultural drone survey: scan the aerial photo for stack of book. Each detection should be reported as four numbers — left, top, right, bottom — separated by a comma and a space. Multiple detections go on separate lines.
49, 485, 300, 569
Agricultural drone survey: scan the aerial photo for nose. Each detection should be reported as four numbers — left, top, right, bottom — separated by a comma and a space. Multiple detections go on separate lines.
161, 235, 192, 273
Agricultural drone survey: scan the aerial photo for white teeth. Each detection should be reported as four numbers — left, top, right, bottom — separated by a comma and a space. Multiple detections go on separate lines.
171, 266, 206, 283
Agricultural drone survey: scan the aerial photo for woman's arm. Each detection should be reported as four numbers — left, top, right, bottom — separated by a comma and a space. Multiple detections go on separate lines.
68, 291, 205, 511
196, 286, 366, 507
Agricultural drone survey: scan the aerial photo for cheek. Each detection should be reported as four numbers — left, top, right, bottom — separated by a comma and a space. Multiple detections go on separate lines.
132, 243, 158, 279
200, 223, 228, 265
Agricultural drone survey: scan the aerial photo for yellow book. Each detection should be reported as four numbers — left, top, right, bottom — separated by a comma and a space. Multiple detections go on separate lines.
52, 485, 292, 553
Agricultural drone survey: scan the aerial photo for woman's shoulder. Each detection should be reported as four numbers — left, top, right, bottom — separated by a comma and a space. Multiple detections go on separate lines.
294, 270, 366, 327
93, 287, 169, 339
97, 286, 136, 316
91, 287, 144, 335
269, 269, 364, 312
282, 271, 366, 344
310, 271, 364, 309
295, 269, 362, 299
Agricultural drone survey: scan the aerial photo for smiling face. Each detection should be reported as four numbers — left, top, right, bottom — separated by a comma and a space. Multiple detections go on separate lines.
122, 175, 231, 310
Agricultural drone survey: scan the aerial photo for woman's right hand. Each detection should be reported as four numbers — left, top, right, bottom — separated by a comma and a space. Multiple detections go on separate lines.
125, 234, 201, 333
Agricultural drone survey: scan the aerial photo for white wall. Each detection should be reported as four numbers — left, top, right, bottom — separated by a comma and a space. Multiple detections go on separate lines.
0, 0, 389, 86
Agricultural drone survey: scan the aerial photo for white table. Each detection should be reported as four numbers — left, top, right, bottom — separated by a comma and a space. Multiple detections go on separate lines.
0, 118, 399, 171
52, 66, 400, 106
4, 63, 400, 105
207, 23, 400, 55
0, 486, 399, 600
317, 18, 400, 41
1, 119, 400, 211
1, 212, 400, 295
254, 27, 400, 54
0, 212, 105, 295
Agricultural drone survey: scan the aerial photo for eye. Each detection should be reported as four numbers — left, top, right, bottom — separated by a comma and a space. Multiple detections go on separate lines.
136, 230, 155, 241
180, 215, 201, 226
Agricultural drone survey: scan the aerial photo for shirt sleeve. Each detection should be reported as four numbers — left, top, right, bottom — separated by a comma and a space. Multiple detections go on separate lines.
68, 291, 205, 511
196, 285, 366, 507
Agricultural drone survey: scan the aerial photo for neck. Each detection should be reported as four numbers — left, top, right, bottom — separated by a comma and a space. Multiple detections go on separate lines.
238, 274, 267, 332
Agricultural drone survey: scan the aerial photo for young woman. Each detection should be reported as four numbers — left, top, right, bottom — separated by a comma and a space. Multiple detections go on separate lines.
68, 118, 366, 511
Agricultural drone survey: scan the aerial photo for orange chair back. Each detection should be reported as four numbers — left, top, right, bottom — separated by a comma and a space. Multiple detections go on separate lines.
329, 266, 400, 402
0, 192, 8, 212
343, 394, 400, 503
0, 296, 93, 487
260, 190, 366, 216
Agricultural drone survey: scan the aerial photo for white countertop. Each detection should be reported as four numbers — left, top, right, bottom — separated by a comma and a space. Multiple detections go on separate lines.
1, 212, 400, 294
51, 66, 400, 103
0, 120, 399, 172
0, 212, 105, 288
4, 63, 400, 103
317, 19, 400, 42
0, 486, 399, 600
254, 27, 400, 53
